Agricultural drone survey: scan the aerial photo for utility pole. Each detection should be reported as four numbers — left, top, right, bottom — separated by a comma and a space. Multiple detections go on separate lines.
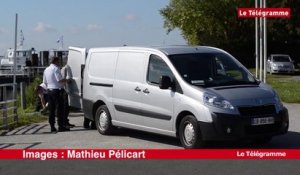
13, 13, 18, 122
256, 0, 267, 83
263, 0, 267, 83
255, 0, 259, 78
259, 0, 263, 81
13, 14, 18, 101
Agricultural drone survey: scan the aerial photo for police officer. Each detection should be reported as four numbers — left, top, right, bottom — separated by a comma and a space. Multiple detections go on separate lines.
43, 57, 69, 133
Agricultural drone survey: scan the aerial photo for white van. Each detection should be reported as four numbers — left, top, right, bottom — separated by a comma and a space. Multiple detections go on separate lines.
67, 46, 289, 148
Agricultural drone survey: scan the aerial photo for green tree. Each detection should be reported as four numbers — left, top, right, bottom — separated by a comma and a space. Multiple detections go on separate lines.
160, 0, 300, 66
269, 0, 300, 43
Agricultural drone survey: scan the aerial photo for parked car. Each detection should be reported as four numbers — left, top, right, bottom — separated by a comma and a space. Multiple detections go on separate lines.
267, 54, 295, 74
67, 46, 289, 148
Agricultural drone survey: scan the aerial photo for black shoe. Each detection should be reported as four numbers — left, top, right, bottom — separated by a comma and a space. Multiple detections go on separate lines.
66, 123, 75, 128
90, 121, 96, 129
58, 127, 70, 132
83, 119, 90, 129
51, 127, 57, 133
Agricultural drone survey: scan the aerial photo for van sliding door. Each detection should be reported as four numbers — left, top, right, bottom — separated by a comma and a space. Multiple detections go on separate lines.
113, 52, 147, 127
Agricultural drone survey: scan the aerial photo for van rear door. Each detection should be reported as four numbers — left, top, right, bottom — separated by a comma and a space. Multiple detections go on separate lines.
67, 47, 86, 109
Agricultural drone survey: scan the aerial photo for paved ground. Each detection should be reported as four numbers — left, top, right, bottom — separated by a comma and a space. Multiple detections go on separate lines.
1, 103, 300, 175
0, 112, 181, 149
1, 160, 299, 175
0, 103, 299, 149
292, 75, 300, 81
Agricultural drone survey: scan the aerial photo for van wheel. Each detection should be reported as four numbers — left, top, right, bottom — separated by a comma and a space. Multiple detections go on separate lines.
179, 115, 206, 149
95, 105, 114, 135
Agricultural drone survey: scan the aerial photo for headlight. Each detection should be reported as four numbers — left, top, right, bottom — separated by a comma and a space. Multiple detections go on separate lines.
203, 93, 234, 110
272, 63, 278, 67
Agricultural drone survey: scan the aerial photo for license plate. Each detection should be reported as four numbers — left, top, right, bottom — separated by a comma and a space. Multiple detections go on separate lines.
251, 117, 275, 126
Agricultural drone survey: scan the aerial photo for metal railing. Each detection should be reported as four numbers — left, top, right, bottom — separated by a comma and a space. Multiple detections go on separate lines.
0, 67, 25, 75
0, 66, 46, 76
0, 83, 18, 130
24, 66, 46, 77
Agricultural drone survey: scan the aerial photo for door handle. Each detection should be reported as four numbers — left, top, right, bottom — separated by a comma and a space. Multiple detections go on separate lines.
143, 88, 150, 94
134, 87, 141, 92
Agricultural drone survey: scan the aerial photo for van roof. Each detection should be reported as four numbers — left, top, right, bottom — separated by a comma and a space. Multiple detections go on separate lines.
156, 46, 224, 55
87, 45, 224, 55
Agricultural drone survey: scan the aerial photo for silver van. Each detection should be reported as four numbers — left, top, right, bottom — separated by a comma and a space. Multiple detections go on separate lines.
67, 46, 289, 148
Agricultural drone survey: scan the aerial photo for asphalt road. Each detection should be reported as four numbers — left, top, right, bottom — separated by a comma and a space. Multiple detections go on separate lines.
1, 160, 299, 175
1, 103, 300, 149
1, 103, 300, 174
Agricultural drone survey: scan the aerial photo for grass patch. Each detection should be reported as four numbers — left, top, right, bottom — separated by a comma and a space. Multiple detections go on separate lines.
249, 68, 300, 103
1, 107, 47, 134
15, 75, 48, 127
16, 108, 48, 127
267, 75, 300, 103
1, 75, 48, 133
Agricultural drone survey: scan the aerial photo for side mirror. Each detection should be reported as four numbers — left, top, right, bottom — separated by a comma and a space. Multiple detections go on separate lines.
159, 76, 172, 89
255, 79, 261, 84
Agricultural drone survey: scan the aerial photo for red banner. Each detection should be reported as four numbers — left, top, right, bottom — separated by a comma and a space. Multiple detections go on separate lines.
1, 149, 300, 160
238, 8, 291, 18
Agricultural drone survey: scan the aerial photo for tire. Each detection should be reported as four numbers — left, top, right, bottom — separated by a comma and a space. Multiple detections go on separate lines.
179, 115, 206, 149
95, 105, 114, 135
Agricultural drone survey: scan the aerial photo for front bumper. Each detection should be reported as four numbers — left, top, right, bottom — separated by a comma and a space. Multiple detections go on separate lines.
199, 107, 289, 141
271, 68, 294, 74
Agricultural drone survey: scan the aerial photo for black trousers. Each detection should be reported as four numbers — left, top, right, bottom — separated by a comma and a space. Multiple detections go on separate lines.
47, 89, 65, 128
61, 89, 70, 124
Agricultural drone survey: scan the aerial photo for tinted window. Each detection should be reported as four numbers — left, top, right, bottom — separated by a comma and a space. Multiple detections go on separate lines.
147, 55, 173, 85
168, 53, 256, 87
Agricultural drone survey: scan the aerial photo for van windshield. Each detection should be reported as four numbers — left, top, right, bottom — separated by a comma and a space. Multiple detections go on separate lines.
168, 53, 257, 87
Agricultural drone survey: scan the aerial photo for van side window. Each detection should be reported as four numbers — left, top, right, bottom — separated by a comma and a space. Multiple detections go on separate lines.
147, 55, 173, 85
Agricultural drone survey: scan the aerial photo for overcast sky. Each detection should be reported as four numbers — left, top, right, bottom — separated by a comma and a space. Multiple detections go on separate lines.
0, 0, 186, 54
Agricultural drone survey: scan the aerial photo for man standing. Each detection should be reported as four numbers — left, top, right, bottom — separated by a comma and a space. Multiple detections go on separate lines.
61, 62, 75, 128
43, 57, 69, 133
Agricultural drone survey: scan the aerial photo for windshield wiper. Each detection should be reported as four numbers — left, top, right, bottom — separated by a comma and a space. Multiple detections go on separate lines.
217, 80, 258, 86
192, 79, 258, 87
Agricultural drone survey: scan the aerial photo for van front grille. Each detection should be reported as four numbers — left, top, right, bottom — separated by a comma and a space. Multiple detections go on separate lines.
238, 105, 276, 116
